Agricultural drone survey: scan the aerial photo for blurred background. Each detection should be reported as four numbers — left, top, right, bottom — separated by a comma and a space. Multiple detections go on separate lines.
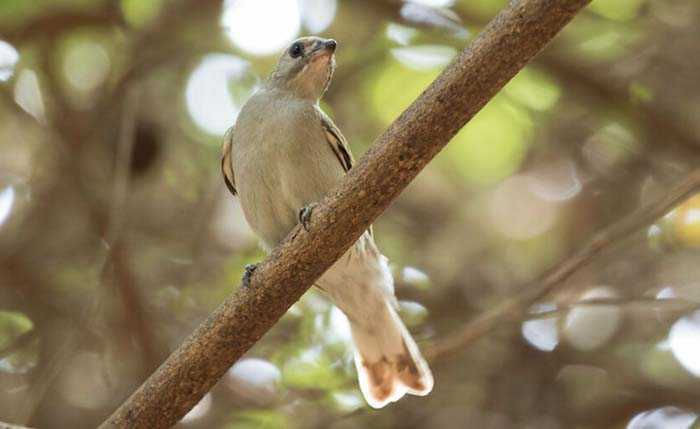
1, 0, 700, 427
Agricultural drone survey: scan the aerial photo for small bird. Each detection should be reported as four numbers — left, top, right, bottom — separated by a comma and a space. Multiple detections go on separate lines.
221, 36, 433, 408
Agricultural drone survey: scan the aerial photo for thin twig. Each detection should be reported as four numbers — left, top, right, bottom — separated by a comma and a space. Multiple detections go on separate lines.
523, 297, 700, 321
2, 7, 122, 45
98, 88, 161, 371
426, 168, 700, 361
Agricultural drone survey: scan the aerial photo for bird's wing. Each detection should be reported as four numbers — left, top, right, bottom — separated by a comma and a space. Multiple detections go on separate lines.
221, 127, 237, 196
318, 111, 375, 237
319, 113, 353, 173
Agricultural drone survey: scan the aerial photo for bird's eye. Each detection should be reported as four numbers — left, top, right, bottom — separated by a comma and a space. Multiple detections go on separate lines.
289, 42, 303, 58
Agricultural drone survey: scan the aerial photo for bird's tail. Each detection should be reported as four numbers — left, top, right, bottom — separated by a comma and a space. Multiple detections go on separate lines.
349, 301, 433, 408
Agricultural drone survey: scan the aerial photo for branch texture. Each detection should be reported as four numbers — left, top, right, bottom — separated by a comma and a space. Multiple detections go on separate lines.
100, 0, 591, 427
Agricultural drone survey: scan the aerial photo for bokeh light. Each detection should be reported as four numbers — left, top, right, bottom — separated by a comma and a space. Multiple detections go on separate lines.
13, 69, 45, 122
61, 39, 111, 93
399, 2, 468, 39
185, 54, 254, 136
391, 45, 456, 70
399, 300, 429, 327
0, 311, 33, 364
521, 303, 559, 352
316, 306, 352, 345
0, 186, 15, 228
331, 390, 364, 412
283, 345, 344, 390
120, 0, 166, 27
406, 0, 455, 6
564, 287, 622, 351
669, 310, 700, 377
299, 0, 337, 33
180, 393, 212, 424
225, 358, 281, 404
401, 266, 431, 289
590, 0, 645, 21
0, 40, 19, 82
627, 406, 697, 429
504, 67, 561, 112
487, 175, 559, 240
448, 96, 532, 185
368, 59, 533, 186
386, 24, 418, 46
526, 159, 582, 202
583, 121, 639, 174
674, 194, 700, 247
222, 0, 300, 56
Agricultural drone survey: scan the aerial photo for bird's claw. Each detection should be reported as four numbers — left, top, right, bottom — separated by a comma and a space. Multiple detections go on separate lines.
242, 263, 258, 288
298, 203, 318, 232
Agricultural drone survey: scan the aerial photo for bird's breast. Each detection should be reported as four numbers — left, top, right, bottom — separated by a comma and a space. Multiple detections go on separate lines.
232, 99, 344, 247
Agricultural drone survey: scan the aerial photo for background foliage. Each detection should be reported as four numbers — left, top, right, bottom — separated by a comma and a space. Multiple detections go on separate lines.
1, 0, 700, 428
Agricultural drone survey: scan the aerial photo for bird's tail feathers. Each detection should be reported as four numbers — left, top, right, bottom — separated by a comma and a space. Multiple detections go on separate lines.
350, 303, 433, 409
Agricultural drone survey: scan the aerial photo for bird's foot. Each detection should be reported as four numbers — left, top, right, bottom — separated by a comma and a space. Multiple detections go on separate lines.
241, 263, 258, 288
298, 203, 318, 232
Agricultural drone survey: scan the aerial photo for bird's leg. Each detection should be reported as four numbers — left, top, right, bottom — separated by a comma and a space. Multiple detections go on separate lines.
241, 263, 258, 288
298, 202, 318, 232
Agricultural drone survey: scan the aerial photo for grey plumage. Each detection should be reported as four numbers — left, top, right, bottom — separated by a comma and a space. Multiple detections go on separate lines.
222, 36, 433, 408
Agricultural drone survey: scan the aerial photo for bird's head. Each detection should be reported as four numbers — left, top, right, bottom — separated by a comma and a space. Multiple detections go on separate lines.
268, 36, 337, 100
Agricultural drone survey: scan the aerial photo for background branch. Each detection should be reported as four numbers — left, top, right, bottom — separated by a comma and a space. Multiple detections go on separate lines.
99, 0, 591, 427
426, 168, 700, 360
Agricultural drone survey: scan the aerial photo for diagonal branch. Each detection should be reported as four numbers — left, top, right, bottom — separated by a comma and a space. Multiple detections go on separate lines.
99, 0, 591, 427
2, 8, 122, 45
426, 167, 700, 361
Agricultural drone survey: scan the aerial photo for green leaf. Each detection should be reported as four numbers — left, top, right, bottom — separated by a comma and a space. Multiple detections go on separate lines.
282, 348, 346, 390
226, 409, 288, 429
120, 0, 166, 27
504, 67, 561, 112
589, 0, 644, 21
0, 311, 33, 350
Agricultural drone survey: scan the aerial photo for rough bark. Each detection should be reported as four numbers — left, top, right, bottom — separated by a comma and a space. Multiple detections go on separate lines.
100, 1, 591, 427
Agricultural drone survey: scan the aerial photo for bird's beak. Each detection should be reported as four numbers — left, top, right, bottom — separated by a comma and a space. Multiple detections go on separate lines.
323, 39, 337, 53
312, 39, 337, 58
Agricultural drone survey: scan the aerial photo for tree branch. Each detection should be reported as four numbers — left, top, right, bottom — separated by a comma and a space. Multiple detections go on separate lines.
99, 1, 591, 427
523, 297, 700, 321
2, 8, 122, 45
426, 167, 700, 361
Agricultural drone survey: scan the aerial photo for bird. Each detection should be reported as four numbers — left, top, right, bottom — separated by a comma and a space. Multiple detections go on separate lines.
221, 36, 433, 408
